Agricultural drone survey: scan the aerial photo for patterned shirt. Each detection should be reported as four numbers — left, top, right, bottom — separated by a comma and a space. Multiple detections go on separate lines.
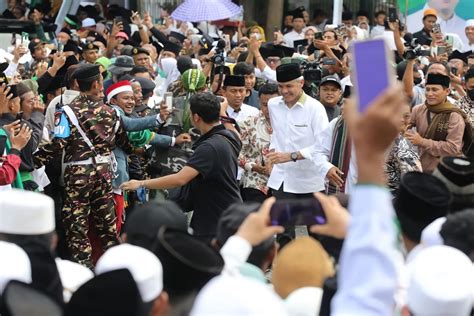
34, 95, 132, 165
239, 112, 272, 195
455, 95, 474, 126
385, 135, 422, 194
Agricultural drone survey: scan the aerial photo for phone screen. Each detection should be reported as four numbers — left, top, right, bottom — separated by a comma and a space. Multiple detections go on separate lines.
315, 32, 323, 40
351, 39, 393, 112
164, 92, 173, 110
437, 46, 447, 55
0, 136, 6, 155
270, 198, 326, 226
388, 8, 397, 22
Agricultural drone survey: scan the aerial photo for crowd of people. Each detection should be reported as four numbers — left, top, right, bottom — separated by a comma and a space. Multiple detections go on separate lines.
0, 1, 474, 315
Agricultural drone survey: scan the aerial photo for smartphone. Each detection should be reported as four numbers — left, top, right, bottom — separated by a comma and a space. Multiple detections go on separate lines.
21, 32, 29, 44
58, 42, 64, 53
270, 198, 326, 226
420, 49, 431, 57
437, 46, 447, 55
445, 35, 454, 46
343, 85, 352, 98
432, 23, 441, 34
15, 112, 23, 121
315, 32, 323, 40
322, 57, 337, 65
114, 16, 123, 24
452, 67, 458, 76
0, 136, 7, 155
164, 92, 173, 110
351, 38, 394, 112
388, 8, 398, 22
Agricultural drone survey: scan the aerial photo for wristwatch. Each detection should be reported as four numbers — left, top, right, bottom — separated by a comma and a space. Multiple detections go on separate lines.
290, 152, 298, 162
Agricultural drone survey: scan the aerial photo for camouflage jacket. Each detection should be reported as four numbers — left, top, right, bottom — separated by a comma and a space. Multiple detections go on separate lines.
34, 94, 133, 166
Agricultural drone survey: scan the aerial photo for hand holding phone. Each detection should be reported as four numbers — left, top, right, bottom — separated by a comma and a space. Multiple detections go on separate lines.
270, 198, 326, 226
164, 92, 173, 111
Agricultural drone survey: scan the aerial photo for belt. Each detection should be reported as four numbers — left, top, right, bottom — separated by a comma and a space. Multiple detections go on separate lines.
64, 155, 111, 167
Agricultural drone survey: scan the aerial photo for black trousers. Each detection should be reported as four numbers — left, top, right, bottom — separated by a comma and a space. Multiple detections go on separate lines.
241, 187, 269, 203
271, 184, 314, 200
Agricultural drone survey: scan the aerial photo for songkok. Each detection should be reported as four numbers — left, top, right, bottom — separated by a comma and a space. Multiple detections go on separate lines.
59, 27, 72, 37
74, 64, 100, 81
272, 237, 334, 299
0, 241, 31, 294
106, 80, 133, 102
394, 172, 451, 243
55, 259, 94, 302
292, 6, 305, 20
448, 50, 470, 64
182, 69, 206, 92
132, 47, 150, 56
81, 42, 99, 52
95, 244, 163, 302
81, 17, 96, 28
423, 8, 437, 19
108, 55, 135, 75
162, 40, 182, 57
169, 31, 186, 43
420, 217, 446, 247
432, 156, 474, 213
284, 287, 324, 316
190, 275, 287, 316
0, 190, 55, 235
63, 40, 79, 54
426, 73, 450, 87
223, 74, 245, 87
277, 63, 302, 82
153, 227, 224, 299
407, 246, 473, 315
2, 281, 62, 316
465, 19, 474, 28
177, 55, 194, 74
125, 200, 188, 251
66, 269, 143, 316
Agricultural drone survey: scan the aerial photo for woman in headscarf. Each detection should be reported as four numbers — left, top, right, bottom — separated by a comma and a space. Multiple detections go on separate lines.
157, 57, 181, 97
247, 25, 266, 43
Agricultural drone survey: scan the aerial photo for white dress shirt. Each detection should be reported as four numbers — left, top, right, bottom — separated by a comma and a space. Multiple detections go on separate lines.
283, 29, 305, 49
370, 25, 385, 38
306, 117, 358, 194
332, 186, 400, 316
407, 5, 468, 46
268, 93, 329, 193
255, 66, 277, 83
226, 103, 259, 124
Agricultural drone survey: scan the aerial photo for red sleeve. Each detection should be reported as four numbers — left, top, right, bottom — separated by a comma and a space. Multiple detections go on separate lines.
0, 154, 22, 185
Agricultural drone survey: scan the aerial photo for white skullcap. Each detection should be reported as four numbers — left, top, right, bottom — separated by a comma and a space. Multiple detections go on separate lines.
407, 245, 473, 316
190, 275, 288, 316
0, 189, 55, 235
55, 259, 94, 302
82, 18, 96, 28
95, 244, 163, 302
465, 19, 474, 28
0, 241, 32, 294
284, 287, 323, 316
421, 217, 446, 247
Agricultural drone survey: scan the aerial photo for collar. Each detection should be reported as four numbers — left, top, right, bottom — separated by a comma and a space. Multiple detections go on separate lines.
193, 124, 226, 149
239, 263, 267, 284
295, 92, 307, 107
64, 90, 80, 96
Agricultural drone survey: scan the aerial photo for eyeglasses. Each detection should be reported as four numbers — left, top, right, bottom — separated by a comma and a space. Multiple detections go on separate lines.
266, 57, 281, 63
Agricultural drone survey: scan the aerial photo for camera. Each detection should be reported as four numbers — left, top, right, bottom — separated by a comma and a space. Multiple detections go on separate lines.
301, 60, 323, 84
403, 38, 422, 60
210, 39, 226, 65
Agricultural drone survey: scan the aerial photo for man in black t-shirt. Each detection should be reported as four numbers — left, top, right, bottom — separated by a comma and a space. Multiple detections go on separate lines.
121, 93, 242, 240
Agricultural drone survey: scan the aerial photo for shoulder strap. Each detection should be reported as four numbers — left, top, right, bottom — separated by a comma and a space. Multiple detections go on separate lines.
62, 105, 97, 155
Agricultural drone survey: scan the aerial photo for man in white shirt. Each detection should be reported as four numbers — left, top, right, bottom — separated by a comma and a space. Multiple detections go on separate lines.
463, 19, 474, 52
267, 63, 329, 198
370, 10, 386, 38
223, 75, 259, 124
407, 1, 467, 46
283, 8, 306, 49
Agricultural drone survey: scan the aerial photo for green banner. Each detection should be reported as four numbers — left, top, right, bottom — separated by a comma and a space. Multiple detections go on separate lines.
398, 0, 474, 20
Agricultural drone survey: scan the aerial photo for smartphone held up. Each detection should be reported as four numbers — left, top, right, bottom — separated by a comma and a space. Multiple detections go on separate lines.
350, 38, 394, 112
270, 198, 326, 226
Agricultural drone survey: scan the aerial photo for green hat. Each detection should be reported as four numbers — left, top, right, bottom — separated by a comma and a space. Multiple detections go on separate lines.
181, 69, 206, 92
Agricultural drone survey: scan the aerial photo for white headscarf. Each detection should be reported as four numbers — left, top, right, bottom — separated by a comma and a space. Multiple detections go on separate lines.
158, 57, 181, 96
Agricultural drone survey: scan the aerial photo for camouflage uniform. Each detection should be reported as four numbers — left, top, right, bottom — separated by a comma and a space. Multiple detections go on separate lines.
34, 94, 132, 268
167, 79, 187, 98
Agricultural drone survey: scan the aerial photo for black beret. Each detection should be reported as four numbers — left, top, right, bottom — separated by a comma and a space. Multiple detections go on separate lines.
223, 75, 245, 87
132, 47, 150, 56
276, 63, 302, 82
74, 64, 101, 81
81, 42, 99, 52
169, 31, 186, 43
394, 172, 451, 242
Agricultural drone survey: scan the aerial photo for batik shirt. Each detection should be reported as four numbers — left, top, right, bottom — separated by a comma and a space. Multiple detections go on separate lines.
239, 112, 272, 195
455, 96, 474, 126
385, 134, 422, 194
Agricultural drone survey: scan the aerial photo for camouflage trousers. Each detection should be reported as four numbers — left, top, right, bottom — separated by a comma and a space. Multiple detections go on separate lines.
63, 164, 118, 268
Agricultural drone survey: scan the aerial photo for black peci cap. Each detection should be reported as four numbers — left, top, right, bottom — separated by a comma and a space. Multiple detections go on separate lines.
73, 64, 101, 81
223, 75, 245, 87
276, 63, 302, 82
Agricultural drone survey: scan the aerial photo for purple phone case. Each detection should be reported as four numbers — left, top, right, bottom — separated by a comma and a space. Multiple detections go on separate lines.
352, 39, 391, 112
